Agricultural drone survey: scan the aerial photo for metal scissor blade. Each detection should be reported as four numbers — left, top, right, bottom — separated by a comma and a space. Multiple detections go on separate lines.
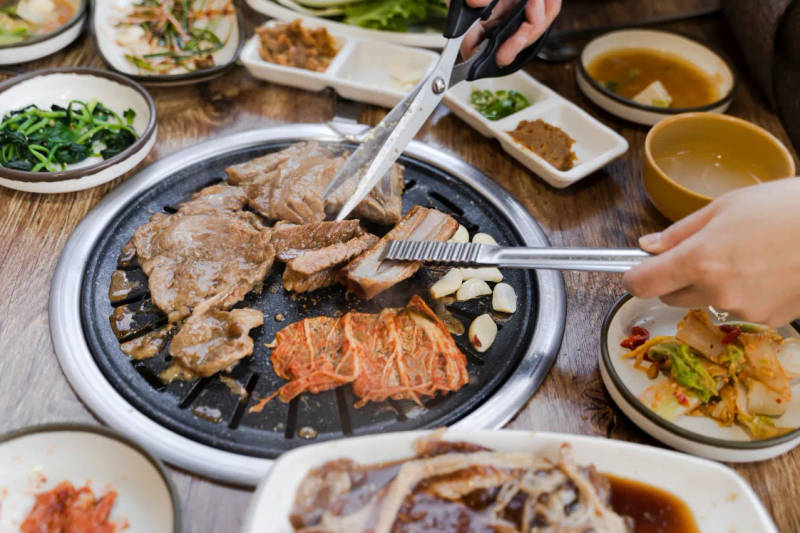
323, 37, 464, 221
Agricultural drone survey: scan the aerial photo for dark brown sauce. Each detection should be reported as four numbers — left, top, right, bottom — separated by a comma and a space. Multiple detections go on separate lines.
608, 475, 700, 533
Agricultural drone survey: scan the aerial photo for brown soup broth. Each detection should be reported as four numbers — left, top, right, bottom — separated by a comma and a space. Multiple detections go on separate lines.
608, 475, 700, 533
587, 48, 719, 108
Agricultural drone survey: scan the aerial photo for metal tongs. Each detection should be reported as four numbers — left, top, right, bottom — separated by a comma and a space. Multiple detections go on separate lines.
382, 241, 651, 273
322, 0, 551, 221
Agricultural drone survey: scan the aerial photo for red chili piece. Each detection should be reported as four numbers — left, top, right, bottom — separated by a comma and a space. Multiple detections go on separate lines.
620, 326, 650, 349
720, 325, 741, 345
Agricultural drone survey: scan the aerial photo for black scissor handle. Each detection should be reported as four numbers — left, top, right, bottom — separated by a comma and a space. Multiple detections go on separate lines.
466, 0, 554, 80
444, 0, 499, 39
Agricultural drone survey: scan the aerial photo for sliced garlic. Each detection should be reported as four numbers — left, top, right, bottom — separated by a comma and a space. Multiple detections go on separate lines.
472, 233, 498, 246
460, 267, 503, 283
429, 268, 463, 299
469, 314, 497, 353
492, 283, 517, 314
449, 225, 469, 243
456, 278, 492, 301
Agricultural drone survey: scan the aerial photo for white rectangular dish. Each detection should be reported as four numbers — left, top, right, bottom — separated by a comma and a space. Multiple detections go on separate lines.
444, 71, 629, 188
241, 429, 777, 533
240, 21, 438, 108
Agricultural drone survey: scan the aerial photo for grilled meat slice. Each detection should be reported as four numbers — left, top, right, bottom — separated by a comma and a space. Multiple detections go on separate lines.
132, 210, 274, 322
177, 184, 248, 215
339, 206, 458, 299
283, 233, 379, 293
224, 142, 404, 225
272, 220, 364, 262
169, 296, 264, 378
262, 296, 467, 407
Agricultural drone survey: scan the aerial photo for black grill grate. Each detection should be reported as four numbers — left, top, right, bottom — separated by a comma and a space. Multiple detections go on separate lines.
80, 141, 539, 459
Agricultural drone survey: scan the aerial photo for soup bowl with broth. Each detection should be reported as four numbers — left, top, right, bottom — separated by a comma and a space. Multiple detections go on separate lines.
644, 113, 796, 221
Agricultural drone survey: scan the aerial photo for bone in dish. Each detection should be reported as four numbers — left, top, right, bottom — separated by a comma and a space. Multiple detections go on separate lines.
0, 0, 77, 44
289, 434, 701, 532
21, 481, 120, 533
113, 0, 236, 75
622, 309, 800, 440
251, 295, 469, 410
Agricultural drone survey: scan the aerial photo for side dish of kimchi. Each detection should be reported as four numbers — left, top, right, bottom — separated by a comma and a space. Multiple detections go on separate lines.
621, 309, 800, 440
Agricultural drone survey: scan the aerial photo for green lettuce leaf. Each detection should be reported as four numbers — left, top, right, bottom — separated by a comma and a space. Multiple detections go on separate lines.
342, 0, 447, 32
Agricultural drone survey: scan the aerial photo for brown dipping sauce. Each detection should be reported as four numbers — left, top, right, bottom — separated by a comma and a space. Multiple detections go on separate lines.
608, 475, 700, 533
508, 119, 577, 171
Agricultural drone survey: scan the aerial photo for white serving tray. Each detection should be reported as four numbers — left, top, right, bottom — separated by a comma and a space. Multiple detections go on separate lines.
245, 0, 446, 49
241, 21, 439, 108
241, 429, 777, 533
443, 71, 629, 188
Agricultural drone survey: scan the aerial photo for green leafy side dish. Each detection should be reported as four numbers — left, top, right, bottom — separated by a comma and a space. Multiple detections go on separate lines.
0, 101, 138, 173
470, 89, 532, 121
274, 0, 447, 33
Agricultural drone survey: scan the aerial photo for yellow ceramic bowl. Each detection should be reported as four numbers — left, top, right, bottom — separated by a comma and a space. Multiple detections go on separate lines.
644, 113, 797, 221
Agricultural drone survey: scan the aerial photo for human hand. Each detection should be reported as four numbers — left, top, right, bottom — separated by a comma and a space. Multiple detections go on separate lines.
623, 179, 800, 326
461, 0, 561, 67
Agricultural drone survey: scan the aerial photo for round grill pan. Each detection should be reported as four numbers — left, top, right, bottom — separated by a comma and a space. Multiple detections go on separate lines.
50, 124, 566, 485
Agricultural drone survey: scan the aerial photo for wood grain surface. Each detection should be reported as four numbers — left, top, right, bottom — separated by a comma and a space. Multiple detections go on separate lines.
1, 1, 798, 532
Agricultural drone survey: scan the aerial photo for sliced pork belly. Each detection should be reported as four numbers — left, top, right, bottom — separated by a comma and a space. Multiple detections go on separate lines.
169, 296, 264, 377
224, 142, 404, 225
177, 184, 248, 215
283, 233, 378, 293
271, 219, 364, 262
339, 206, 458, 299
132, 210, 274, 322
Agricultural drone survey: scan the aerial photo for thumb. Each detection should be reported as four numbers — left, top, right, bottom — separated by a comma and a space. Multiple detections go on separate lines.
639, 202, 718, 254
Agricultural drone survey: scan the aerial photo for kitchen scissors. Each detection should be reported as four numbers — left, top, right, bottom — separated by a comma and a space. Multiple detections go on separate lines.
322, 0, 552, 221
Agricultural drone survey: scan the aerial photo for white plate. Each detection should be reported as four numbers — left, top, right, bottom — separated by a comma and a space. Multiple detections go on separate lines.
443, 71, 629, 188
93, 0, 243, 86
0, 424, 179, 533
0, 0, 87, 65
601, 295, 800, 462
0, 68, 157, 193
246, 0, 446, 49
241, 21, 438, 108
241, 428, 777, 533
576, 29, 736, 126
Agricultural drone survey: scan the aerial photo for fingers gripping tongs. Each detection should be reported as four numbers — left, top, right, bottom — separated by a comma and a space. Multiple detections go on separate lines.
322, 0, 552, 221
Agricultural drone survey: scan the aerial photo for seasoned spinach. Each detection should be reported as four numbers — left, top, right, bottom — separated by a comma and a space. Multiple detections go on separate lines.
0, 100, 138, 172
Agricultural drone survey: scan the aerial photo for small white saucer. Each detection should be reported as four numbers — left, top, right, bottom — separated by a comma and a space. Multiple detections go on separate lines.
601, 294, 800, 462
576, 29, 736, 126
0, 423, 179, 532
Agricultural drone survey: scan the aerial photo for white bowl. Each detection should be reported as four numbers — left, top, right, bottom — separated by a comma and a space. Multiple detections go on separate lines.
0, 424, 179, 532
0, 0, 87, 65
241, 428, 777, 533
577, 29, 736, 126
601, 294, 800, 462
93, 0, 243, 86
443, 70, 629, 188
0, 67, 157, 194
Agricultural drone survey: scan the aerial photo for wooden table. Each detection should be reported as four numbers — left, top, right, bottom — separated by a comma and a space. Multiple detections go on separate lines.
1, 1, 798, 531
